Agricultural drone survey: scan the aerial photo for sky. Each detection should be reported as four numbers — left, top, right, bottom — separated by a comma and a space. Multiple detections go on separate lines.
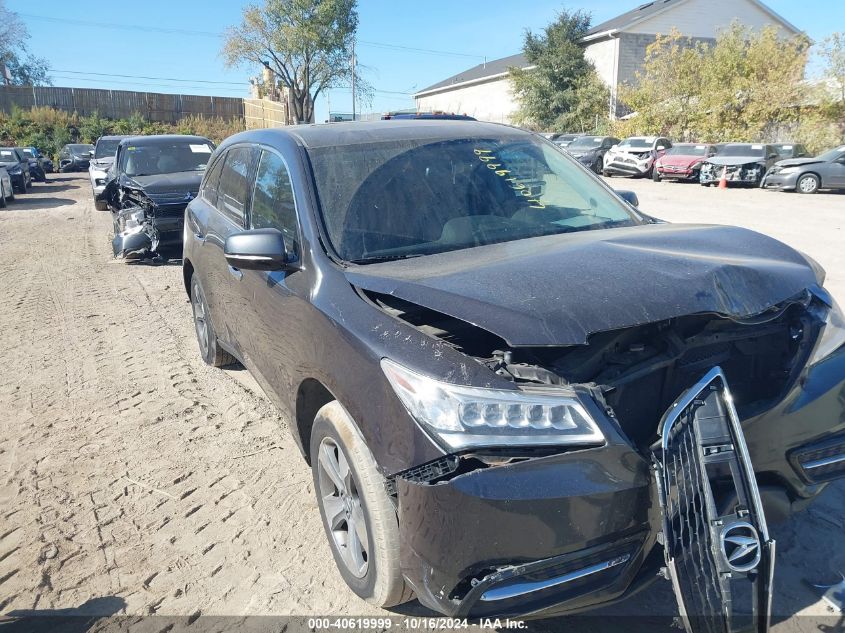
8, 0, 845, 123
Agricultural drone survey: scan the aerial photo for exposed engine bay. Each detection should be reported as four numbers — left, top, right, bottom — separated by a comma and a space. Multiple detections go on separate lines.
366, 288, 822, 451
109, 185, 193, 259
701, 161, 764, 184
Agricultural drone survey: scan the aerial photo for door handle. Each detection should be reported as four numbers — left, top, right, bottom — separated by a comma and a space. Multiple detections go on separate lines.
227, 265, 243, 281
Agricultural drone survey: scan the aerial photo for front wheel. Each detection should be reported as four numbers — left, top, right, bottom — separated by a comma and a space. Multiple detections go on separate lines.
94, 199, 109, 211
190, 275, 234, 367
0, 182, 6, 208
796, 173, 820, 194
652, 169, 661, 182
310, 402, 413, 608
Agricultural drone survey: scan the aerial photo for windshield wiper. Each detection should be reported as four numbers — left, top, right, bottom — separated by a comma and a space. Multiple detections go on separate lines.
350, 254, 425, 264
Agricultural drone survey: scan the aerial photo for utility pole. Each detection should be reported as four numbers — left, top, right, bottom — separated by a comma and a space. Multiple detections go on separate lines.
351, 39, 357, 121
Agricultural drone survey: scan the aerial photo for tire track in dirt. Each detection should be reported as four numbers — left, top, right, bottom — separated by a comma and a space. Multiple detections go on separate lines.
0, 177, 369, 616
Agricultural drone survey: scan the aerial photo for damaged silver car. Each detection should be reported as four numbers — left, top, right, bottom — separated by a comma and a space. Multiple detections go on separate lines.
106, 135, 215, 259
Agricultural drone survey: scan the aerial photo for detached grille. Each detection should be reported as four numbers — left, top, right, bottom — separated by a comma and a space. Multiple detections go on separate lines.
663, 414, 726, 633
656, 367, 774, 633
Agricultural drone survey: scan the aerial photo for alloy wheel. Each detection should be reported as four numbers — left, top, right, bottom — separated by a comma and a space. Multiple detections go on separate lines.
798, 175, 818, 194
191, 281, 210, 359
317, 437, 369, 578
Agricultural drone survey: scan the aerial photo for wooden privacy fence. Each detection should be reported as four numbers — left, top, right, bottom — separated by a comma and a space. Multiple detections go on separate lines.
243, 98, 290, 129
0, 86, 245, 123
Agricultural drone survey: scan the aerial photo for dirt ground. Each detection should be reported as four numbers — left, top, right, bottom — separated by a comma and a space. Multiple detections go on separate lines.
0, 174, 843, 630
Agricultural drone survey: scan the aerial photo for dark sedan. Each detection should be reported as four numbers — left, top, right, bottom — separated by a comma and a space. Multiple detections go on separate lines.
19, 147, 50, 182
0, 147, 32, 192
563, 135, 620, 174
182, 121, 845, 627
58, 143, 94, 172
106, 135, 215, 259
700, 143, 780, 186
762, 145, 845, 194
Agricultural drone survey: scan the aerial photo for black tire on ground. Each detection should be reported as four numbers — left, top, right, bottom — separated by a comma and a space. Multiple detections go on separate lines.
190, 274, 234, 367
310, 401, 413, 608
0, 183, 6, 208
94, 199, 109, 211
603, 169, 612, 177
796, 173, 820, 195
592, 159, 602, 174
652, 169, 661, 182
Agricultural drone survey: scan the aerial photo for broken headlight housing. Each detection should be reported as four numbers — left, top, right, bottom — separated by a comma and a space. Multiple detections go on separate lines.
381, 358, 605, 450
810, 296, 845, 365
124, 208, 146, 230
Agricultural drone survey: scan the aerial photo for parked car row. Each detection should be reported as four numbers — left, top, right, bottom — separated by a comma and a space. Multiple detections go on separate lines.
0, 145, 54, 207
550, 131, 843, 194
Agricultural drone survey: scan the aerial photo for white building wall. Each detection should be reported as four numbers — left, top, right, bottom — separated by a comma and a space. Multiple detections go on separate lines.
633, 0, 796, 37
415, 78, 518, 124
584, 38, 618, 91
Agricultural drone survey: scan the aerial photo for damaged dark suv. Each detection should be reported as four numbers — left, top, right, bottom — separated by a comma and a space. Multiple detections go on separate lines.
182, 121, 845, 629
107, 135, 215, 259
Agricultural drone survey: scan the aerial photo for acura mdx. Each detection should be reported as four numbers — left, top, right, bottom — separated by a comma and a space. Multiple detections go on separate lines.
182, 121, 845, 629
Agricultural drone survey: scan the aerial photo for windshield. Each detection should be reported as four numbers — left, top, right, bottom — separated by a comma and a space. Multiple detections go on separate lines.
69, 144, 94, 156
815, 146, 845, 162
568, 137, 605, 150
666, 144, 708, 156
307, 134, 641, 263
618, 138, 654, 150
95, 139, 122, 158
121, 141, 214, 177
0, 148, 18, 161
719, 144, 764, 157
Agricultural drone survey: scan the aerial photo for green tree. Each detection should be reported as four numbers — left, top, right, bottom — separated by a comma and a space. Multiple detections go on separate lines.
0, 0, 51, 86
509, 10, 605, 131
222, 0, 367, 123
819, 32, 845, 105
614, 24, 811, 143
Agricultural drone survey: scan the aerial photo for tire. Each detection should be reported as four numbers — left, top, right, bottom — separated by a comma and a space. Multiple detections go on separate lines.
190, 274, 234, 367
603, 169, 612, 177
592, 159, 602, 175
796, 173, 819, 195
652, 169, 661, 182
0, 183, 6, 208
310, 401, 413, 608
95, 199, 109, 211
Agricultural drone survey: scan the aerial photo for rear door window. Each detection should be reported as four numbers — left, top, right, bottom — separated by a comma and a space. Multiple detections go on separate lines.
216, 146, 256, 226
250, 150, 299, 257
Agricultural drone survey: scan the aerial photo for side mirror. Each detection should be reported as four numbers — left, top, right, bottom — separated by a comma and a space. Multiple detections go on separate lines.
89, 150, 95, 157
656, 145, 666, 151
615, 190, 639, 208
224, 228, 292, 271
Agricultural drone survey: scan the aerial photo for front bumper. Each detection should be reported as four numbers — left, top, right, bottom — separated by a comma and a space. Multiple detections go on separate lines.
761, 171, 800, 191
604, 156, 652, 176
700, 164, 764, 184
656, 165, 699, 180
9, 172, 26, 189
397, 440, 659, 618
90, 169, 108, 196
397, 344, 845, 618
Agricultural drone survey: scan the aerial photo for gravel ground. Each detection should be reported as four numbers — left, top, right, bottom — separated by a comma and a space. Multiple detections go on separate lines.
0, 174, 843, 631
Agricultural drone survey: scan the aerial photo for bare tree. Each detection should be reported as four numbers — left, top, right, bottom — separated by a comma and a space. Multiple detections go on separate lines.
222, 0, 368, 123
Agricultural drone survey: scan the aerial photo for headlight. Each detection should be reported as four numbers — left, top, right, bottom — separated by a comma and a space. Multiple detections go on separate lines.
810, 297, 845, 365
381, 358, 605, 450
124, 209, 146, 230
775, 167, 798, 175
9, 166, 22, 175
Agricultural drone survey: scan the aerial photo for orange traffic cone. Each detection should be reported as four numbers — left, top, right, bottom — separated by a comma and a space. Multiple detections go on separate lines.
718, 166, 728, 189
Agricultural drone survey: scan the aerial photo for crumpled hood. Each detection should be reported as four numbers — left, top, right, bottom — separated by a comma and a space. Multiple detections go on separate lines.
90, 157, 115, 169
128, 171, 203, 194
0, 161, 20, 168
773, 157, 824, 168
347, 224, 818, 347
706, 156, 765, 167
659, 155, 703, 168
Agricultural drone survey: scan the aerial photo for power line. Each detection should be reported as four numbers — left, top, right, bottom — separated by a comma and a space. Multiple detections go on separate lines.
20, 12, 486, 60
49, 69, 245, 87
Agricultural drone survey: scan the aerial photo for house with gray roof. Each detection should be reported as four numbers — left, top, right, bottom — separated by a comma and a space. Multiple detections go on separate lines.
414, 0, 801, 124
